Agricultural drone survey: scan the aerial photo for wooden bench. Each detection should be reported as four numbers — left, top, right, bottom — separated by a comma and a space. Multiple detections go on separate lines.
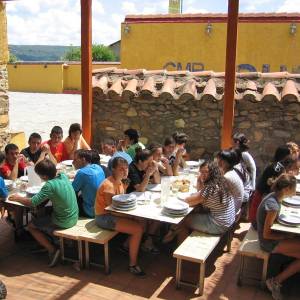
77, 219, 118, 274
54, 224, 83, 267
237, 226, 269, 287
54, 218, 118, 273
173, 231, 221, 295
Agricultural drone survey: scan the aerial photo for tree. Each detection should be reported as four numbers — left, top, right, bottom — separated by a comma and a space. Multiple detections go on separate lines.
63, 44, 116, 62
9, 53, 18, 63
63, 45, 81, 61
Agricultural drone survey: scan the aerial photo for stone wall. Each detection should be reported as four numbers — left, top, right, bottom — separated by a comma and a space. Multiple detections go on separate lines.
0, 3, 10, 149
92, 93, 300, 172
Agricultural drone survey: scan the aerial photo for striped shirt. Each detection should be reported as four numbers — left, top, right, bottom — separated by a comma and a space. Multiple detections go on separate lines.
224, 170, 244, 213
201, 184, 235, 228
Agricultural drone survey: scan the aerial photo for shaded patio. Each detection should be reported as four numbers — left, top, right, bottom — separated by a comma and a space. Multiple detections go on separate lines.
0, 218, 299, 299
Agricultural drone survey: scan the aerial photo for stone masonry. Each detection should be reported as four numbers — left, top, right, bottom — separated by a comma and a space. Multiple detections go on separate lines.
0, 3, 10, 149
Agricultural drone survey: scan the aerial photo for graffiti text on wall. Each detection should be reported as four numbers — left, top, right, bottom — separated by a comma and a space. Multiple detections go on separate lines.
163, 62, 300, 73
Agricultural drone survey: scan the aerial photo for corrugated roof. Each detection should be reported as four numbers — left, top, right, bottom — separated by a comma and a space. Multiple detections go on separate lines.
92, 69, 300, 102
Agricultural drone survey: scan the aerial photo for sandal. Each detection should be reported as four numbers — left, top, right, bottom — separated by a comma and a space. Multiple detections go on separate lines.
141, 243, 160, 255
162, 227, 179, 244
129, 265, 146, 277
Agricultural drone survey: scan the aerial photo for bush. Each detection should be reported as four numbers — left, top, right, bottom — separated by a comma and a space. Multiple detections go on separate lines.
63, 44, 116, 62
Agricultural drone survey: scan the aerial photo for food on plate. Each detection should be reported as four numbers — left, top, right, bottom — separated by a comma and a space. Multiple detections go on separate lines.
172, 179, 190, 193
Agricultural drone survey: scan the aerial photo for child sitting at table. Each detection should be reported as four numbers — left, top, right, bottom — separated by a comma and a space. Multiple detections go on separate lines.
94, 157, 145, 276
9, 159, 79, 267
0, 151, 8, 200
163, 161, 235, 244
256, 174, 300, 300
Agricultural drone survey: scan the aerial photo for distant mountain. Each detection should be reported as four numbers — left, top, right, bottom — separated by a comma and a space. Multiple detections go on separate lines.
9, 45, 78, 61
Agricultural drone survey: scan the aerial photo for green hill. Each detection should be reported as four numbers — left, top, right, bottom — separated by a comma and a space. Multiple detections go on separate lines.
9, 45, 77, 61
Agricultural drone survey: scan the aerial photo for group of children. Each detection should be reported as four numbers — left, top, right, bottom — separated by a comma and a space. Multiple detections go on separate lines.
1, 125, 300, 297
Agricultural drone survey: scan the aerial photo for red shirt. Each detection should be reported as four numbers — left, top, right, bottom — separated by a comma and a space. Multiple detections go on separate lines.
0, 160, 26, 179
43, 140, 66, 163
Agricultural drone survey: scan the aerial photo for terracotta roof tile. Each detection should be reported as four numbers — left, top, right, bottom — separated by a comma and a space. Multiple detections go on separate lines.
92, 69, 300, 103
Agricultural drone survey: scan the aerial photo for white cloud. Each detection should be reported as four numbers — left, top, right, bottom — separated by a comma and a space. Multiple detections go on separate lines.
243, 0, 277, 12
93, 0, 105, 16
185, 7, 208, 14
277, 0, 300, 12
122, 1, 137, 14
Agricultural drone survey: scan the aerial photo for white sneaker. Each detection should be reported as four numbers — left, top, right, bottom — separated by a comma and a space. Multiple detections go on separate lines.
266, 278, 282, 300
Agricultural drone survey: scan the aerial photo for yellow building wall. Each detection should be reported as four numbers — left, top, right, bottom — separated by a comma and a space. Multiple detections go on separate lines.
8, 62, 121, 93
8, 64, 64, 93
121, 22, 300, 72
0, 2, 8, 64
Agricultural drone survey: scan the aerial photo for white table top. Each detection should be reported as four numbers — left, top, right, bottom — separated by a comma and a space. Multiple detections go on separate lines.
271, 204, 300, 235
105, 191, 193, 225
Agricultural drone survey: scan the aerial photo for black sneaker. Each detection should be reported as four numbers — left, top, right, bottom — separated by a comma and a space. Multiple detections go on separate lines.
128, 265, 146, 277
48, 249, 61, 267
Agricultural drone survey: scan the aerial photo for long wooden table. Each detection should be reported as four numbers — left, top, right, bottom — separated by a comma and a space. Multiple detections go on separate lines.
106, 188, 195, 225
271, 204, 300, 235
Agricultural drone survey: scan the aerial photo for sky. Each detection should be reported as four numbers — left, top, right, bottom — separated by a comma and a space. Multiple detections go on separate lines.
5, 0, 300, 46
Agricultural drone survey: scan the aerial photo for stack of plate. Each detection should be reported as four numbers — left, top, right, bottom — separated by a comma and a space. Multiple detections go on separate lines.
278, 213, 300, 227
62, 160, 73, 167
26, 186, 42, 197
4, 179, 13, 192
112, 194, 137, 211
185, 161, 200, 169
162, 199, 189, 217
283, 195, 300, 207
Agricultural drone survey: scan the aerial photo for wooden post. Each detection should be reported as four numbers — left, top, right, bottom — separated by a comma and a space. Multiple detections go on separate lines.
81, 0, 92, 145
221, 0, 239, 149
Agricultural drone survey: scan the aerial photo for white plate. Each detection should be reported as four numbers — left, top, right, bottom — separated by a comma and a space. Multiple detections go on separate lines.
100, 155, 111, 163
277, 218, 298, 227
283, 196, 300, 207
112, 204, 136, 211
4, 179, 13, 187
26, 186, 42, 195
177, 192, 192, 201
62, 160, 73, 167
112, 194, 136, 203
278, 213, 300, 225
185, 161, 200, 168
146, 184, 161, 192
164, 200, 189, 211
20, 175, 28, 182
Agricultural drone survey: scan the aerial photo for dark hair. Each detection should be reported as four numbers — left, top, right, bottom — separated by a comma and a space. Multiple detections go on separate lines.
35, 159, 57, 179
217, 149, 241, 170
111, 157, 128, 169
271, 173, 296, 193
28, 132, 42, 143
4, 143, 19, 154
0, 151, 5, 164
172, 132, 188, 145
200, 160, 209, 169
50, 126, 63, 136
103, 137, 116, 146
148, 143, 162, 155
68, 123, 82, 137
273, 145, 291, 162
203, 161, 230, 203
233, 132, 249, 152
134, 148, 152, 163
164, 136, 175, 147
124, 129, 139, 144
90, 149, 100, 165
75, 149, 92, 163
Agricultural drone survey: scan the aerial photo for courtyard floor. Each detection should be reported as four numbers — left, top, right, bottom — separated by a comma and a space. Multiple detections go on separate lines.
0, 218, 299, 300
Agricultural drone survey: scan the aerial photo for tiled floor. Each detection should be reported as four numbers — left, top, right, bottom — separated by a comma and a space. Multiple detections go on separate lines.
0, 219, 299, 300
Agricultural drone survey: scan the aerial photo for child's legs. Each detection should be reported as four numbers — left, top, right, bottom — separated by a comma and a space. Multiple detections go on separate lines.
272, 239, 300, 283
115, 217, 143, 266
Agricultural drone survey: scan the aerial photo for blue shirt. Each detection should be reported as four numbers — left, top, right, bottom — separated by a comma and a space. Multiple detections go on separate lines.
108, 151, 132, 170
72, 164, 105, 217
0, 177, 8, 198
